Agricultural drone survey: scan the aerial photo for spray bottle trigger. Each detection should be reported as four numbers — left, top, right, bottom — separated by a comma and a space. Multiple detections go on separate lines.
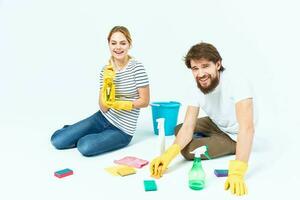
203, 145, 211, 159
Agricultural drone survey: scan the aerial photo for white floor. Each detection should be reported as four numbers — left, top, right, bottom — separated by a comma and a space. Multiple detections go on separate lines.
1, 106, 299, 200
1, 1, 299, 199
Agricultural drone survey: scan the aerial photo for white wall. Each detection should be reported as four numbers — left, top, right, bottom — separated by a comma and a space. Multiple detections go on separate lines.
1, 0, 299, 137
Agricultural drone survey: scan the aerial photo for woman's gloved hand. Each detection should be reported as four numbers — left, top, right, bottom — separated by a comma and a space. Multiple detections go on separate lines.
111, 101, 133, 111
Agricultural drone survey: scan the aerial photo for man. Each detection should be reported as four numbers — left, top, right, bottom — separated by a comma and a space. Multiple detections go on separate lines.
150, 42, 255, 196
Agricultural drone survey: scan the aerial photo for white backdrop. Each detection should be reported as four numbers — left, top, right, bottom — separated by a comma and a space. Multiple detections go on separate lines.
1, 0, 300, 199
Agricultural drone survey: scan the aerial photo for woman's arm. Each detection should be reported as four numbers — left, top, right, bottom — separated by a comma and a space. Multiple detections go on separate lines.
98, 89, 109, 113
133, 86, 150, 108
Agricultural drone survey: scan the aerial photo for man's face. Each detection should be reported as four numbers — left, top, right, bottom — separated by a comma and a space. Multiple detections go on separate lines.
190, 58, 221, 94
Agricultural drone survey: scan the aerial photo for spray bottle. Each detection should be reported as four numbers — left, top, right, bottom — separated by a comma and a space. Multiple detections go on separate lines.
188, 146, 211, 190
156, 118, 165, 155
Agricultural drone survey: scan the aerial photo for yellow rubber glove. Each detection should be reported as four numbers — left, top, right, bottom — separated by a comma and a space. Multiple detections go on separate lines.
224, 160, 248, 196
150, 144, 181, 179
101, 63, 116, 106
101, 84, 114, 108
111, 100, 133, 111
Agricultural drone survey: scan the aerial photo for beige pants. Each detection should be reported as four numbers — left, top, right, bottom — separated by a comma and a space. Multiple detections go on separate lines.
175, 117, 236, 160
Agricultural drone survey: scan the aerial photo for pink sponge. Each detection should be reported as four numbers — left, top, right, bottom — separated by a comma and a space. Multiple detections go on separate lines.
114, 156, 149, 168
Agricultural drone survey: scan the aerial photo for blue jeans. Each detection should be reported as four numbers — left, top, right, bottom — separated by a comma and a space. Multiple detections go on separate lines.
50, 111, 132, 156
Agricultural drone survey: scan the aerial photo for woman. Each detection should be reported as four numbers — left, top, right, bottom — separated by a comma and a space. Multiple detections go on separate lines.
51, 26, 150, 156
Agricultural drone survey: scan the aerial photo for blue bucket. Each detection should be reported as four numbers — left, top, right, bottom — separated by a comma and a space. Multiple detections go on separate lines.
151, 101, 181, 136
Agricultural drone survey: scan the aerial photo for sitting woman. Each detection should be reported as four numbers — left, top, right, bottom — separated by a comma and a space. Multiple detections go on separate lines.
51, 26, 150, 156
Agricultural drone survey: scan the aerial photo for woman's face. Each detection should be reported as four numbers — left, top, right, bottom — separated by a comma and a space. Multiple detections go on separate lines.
108, 31, 130, 61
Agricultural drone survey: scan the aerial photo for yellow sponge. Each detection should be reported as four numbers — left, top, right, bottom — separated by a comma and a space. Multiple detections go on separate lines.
117, 167, 136, 176
105, 165, 136, 176
105, 165, 127, 176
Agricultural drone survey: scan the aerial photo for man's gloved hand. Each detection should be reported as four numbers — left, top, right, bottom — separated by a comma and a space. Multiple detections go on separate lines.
111, 100, 133, 111
150, 144, 180, 179
224, 160, 248, 196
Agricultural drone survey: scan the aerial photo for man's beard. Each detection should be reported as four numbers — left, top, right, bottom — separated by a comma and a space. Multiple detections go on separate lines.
196, 74, 220, 94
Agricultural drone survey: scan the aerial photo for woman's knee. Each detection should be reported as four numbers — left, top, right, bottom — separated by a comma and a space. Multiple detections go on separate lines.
51, 131, 65, 149
50, 129, 74, 149
77, 138, 95, 157
77, 134, 130, 157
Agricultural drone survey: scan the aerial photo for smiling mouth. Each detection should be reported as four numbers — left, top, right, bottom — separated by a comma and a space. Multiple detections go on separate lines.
199, 77, 209, 84
114, 51, 124, 55
200, 78, 208, 82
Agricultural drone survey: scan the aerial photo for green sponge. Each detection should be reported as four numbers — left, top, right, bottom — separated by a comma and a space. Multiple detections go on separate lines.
144, 180, 157, 191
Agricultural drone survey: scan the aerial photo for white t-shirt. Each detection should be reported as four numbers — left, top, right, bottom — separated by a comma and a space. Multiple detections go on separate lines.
188, 70, 257, 140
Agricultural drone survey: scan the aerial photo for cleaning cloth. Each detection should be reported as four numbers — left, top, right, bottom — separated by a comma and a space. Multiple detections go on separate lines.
114, 156, 149, 168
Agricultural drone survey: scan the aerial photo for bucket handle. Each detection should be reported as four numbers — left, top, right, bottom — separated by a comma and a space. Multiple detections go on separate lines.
150, 103, 160, 107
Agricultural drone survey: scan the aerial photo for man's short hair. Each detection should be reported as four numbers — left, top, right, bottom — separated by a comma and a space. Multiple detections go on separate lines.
184, 42, 225, 71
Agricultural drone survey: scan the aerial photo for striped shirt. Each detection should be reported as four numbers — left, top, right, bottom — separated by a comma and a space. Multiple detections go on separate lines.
99, 58, 149, 136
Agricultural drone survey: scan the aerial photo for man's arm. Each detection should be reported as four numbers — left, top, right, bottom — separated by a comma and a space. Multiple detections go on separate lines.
224, 98, 254, 196
235, 98, 255, 162
150, 105, 199, 178
174, 105, 199, 149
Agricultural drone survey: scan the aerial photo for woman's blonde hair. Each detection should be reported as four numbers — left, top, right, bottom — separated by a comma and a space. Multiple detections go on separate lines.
107, 26, 132, 46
